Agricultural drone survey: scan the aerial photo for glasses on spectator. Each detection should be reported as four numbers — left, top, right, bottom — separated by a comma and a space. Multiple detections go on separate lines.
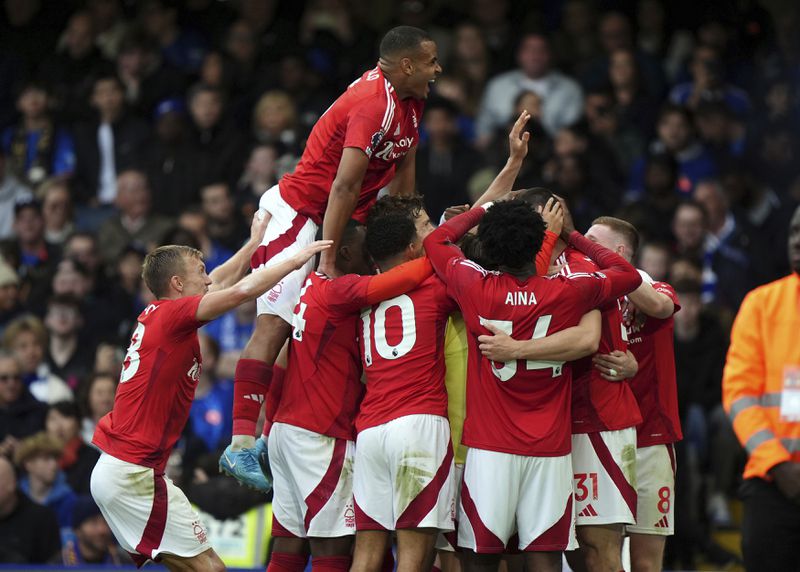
0, 374, 20, 382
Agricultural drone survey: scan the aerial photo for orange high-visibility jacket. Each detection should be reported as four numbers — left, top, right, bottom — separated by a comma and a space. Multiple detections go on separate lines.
723, 273, 800, 480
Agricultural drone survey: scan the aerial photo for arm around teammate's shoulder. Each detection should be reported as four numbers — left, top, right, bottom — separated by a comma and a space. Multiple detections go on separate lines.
628, 280, 675, 319
196, 241, 332, 322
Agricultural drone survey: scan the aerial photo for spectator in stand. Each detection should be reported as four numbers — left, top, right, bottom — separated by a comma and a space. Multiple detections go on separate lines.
629, 104, 717, 196
583, 89, 642, 180
0, 350, 47, 458
693, 101, 747, 167
38, 11, 114, 124
222, 20, 264, 101
97, 169, 174, 264
551, 0, 599, 76
103, 245, 146, 340
63, 232, 104, 294
0, 149, 33, 240
73, 74, 150, 228
4, 315, 72, 404
252, 90, 301, 158
476, 32, 583, 144
188, 83, 247, 187
200, 182, 247, 253
0, 263, 22, 336
607, 48, 660, 141
184, 335, 234, 477
721, 164, 794, 280
581, 10, 665, 97
15, 432, 77, 529
236, 143, 280, 218
45, 295, 95, 391
670, 199, 749, 327
446, 21, 490, 117
468, 0, 514, 73
79, 372, 118, 445
202, 301, 256, 380
40, 179, 75, 245
669, 44, 751, 118
693, 179, 767, 311
46, 401, 99, 495
139, 0, 207, 75
114, 31, 187, 118
89, 0, 129, 60
61, 494, 129, 565
177, 206, 232, 273
620, 152, 681, 244
0, 455, 61, 564
635, 0, 694, 83
144, 98, 201, 216
0, 82, 75, 187
417, 97, 483, 222
0, 198, 61, 306
636, 241, 672, 282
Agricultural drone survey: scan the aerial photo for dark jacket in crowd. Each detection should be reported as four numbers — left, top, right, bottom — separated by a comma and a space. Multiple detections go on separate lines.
0, 388, 47, 442
0, 493, 61, 563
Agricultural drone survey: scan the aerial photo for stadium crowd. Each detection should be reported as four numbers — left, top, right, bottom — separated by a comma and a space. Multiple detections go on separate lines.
0, 0, 798, 569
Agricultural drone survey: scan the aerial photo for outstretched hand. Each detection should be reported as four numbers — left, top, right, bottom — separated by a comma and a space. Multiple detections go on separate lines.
295, 240, 333, 271
508, 110, 531, 163
554, 194, 575, 240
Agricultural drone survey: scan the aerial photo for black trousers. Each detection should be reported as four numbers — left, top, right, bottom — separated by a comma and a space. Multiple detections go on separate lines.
740, 477, 800, 571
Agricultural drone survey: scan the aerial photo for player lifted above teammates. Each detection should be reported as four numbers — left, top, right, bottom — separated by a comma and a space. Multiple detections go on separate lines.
220, 26, 441, 489
89, 214, 329, 572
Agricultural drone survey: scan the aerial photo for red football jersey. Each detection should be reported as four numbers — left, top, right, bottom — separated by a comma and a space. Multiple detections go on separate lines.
559, 248, 643, 434
274, 272, 369, 440
279, 66, 424, 225
625, 279, 683, 446
440, 258, 621, 456
356, 275, 456, 433
93, 296, 204, 473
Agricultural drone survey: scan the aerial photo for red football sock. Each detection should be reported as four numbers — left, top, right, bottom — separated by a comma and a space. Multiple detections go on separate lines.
233, 359, 272, 436
262, 365, 286, 438
381, 547, 394, 572
266, 552, 308, 572
311, 555, 351, 571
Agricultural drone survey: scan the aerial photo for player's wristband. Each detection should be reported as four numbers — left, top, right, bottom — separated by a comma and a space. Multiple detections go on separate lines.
481, 201, 495, 211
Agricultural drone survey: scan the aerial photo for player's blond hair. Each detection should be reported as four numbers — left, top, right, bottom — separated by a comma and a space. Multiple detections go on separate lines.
142, 245, 203, 299
592, 216, 640, 257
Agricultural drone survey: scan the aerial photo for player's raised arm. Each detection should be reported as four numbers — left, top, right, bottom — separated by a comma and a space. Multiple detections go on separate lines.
388, 145, 418, 197
207, 211, 270, 292
424, 204, 488, 278
479, 310, 602, 363
318, 148, 370, 278
197, 241, 332, 322
473, 110, 531, 208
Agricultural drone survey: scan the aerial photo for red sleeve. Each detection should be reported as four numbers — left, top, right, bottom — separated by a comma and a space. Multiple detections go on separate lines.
535, 230, 558, 275
653, 281, 681, 313
164, 295, 204, 339
566, 231, 642, 307
327, 258, 435, 313
343, 95, 388, 158
423, 206, 490, 303
365, 257, 433, 304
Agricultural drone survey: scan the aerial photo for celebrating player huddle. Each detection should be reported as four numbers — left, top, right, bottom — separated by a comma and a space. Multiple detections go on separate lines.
88, 25, 682, 572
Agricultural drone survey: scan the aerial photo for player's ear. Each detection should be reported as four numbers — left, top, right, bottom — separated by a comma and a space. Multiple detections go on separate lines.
400, 56, 414, 76
170, 274, 183, 293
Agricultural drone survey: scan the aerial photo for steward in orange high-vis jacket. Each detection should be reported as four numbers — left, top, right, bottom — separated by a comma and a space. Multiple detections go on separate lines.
722, 204, 800, 572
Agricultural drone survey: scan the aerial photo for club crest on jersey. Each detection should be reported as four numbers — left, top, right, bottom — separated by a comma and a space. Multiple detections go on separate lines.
366, 129, 385, 157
